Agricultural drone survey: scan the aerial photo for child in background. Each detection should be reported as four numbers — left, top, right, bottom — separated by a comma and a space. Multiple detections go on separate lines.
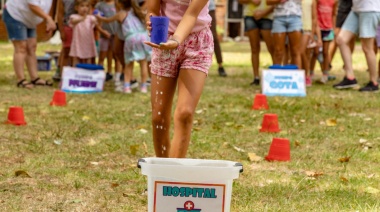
267, 0, 303, 69
69, 0, 98, 66
98, 0, 151, 93
317, 0, 338, 84
55, 0, 75, 81
239, 0, 274, 85
301, 0, 320, 86
145, 0, 213, 157
95, 0, 119, 81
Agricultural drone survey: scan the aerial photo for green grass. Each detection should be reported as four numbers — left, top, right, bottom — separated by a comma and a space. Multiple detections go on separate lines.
0, 41, 380, 211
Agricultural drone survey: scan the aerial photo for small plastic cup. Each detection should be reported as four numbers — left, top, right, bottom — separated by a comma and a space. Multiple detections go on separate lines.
260, 114, 280, 133
252, 94, 269, 110
265, 138, 291, 161
150, 16, 169, 44
6, 106, 27, 126
50, 90, 67, 106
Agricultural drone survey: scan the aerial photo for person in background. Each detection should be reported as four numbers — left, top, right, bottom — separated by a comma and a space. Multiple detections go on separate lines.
145, 0, 213, 157
333, 0, 380, 92
328, 0, 354, 71
267, 0, 303, 69
316, 0, 338, 84
95, 0, 119, 81
300, 0, 321, 86
2, 0, 55, 88
54, 0, 75, 82
239, 0, 274, 85
209, 0, 227, 77
69, 0, 98, 66
376, 25, 380, 83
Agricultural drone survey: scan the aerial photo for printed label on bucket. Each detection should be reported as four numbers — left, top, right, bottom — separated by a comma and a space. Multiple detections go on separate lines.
154, 181, 226, 212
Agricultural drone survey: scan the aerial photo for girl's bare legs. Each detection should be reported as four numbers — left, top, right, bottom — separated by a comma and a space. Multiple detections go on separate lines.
151, 74, 177, 157
169, 69, 206, 158
12, 40, 33, 88
139, 59, 149, 85
301, 33, 311, 77
288, 31, 303, 69
336, 29, 356, 79
322, 41, 331, 72
273, 33, 287, 65
261, 29, 275, 62
361, 38, 378, 84
124, 61, 134, 85
72, 57, 79, 67
246, 29, 261, 79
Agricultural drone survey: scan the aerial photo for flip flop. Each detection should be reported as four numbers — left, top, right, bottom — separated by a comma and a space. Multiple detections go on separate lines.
31, 77, 53, 86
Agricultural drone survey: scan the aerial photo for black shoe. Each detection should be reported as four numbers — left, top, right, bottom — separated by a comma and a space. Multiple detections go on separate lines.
218, 67, 227, 77
359, 81, 379, 92
106, 73, 113, 81
52, 71, 61, 82
250, 78, 260, 86
333, 77, 357, 89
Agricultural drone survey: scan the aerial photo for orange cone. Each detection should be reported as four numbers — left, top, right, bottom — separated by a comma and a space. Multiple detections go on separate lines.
50, 90, 67, 106
265, 138, 290, 161
252, 94, 269, 110
5, 106, 27, 126
260, 114, 280, 133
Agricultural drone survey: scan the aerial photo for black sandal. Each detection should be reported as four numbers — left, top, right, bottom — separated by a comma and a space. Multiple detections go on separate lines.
17, 79, 33, 89
31, 77, 53, 86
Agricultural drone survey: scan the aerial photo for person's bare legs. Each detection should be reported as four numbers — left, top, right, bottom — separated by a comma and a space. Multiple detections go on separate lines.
12, 40, 29, 83
301, 33, 311, 76
288, 31, 303, 69
247, 29, 261, 79
261, 29, 275, 62
151, 74, 177, 157
329, 28, 341, 65
378, 48, 380, 80
25, 37, 39, 81
336, 29, 356, 78
169, 69, 206, 158
124, 62, 134, 85
139, 59, 148, 85
361, 38, 378, 84
322, 41, 331, 72
273, 33, 286, 65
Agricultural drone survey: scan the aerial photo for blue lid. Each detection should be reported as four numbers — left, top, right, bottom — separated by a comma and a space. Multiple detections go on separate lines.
76, 64, 104, 70
269, 64, 298, 70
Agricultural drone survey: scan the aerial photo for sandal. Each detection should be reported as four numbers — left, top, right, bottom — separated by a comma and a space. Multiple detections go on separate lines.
17, 79, 34, 89
31, 77, 53, 86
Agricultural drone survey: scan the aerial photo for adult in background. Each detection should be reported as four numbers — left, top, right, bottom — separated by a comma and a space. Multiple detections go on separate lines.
2, 0, 56, 88
209, 0, 227, 77
239, 0, 274, 85
333, 0, 380, 92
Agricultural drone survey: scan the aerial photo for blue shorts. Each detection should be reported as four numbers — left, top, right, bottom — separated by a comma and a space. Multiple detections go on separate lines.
272, 15, 302, 33
2, 8, 36, 41
342, 11, 380, 38
321, 30, 334, 41
244, 17, 273, 31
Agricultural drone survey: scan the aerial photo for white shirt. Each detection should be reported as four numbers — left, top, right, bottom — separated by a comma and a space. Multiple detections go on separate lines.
352, 0, 380, 12
274, 0, 302, 17
6, 0, 53, 28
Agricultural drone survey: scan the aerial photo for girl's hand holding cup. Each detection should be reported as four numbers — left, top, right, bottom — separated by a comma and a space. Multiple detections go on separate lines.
144, 15, 177, 50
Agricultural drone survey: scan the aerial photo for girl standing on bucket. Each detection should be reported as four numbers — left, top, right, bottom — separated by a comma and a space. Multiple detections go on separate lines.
144, 0, 213, 157
69, 0, 98, 66
97, 0, 151, 93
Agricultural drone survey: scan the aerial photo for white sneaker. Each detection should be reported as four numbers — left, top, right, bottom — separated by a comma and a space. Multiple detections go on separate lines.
319, 75, 328, 84
140, 85, 148, 93
124, 86, 132, 94
115, 84, 123, 92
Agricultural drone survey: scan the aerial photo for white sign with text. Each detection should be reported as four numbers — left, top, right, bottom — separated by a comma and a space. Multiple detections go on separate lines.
262, 69, 306, 97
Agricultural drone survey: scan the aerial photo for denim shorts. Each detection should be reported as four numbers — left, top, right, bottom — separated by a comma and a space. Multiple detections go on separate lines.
272, 15, 302, 33
2, 8, 36, 41
321, 30, 334, 41
244, 17, 273, 31
342, 11, 380, 38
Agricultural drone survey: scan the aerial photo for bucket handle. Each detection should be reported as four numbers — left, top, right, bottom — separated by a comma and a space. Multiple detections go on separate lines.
137, 158, 146, 169
235, 162, 243, 173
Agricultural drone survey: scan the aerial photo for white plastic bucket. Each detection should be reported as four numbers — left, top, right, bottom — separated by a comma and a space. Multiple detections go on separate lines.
138, 157, 243, 212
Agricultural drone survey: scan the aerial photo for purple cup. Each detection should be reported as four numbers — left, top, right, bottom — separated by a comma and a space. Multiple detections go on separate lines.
93, 9, 104, 16
150, 16, 169, 44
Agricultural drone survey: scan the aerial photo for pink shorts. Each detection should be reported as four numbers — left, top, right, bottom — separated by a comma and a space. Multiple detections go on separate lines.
63, 26, 73, 48
150, 27, 214, 78
99, 35, 114, 52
